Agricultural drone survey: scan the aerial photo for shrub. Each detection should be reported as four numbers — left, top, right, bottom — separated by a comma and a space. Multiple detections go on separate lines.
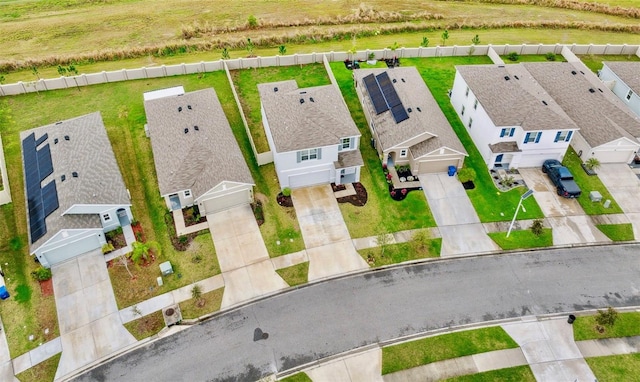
585, 157, 601, 171
247, 15, 258, 29
31, 267, 52, 281
282, 187, 292, 197
457, 167, 476, 183
530, 219, 544, 236
596, 306, 618, 328
545, 52, 556, 61
102, 243, 115, 254
507, 51, 520, 61
178, 235, 188, 244
420, 36, 429, 47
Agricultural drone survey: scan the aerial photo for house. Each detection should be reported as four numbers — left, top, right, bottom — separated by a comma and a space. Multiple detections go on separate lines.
599, 61, 640, 119
20, 112, 133, 268
258, 81, 364, 189
144, 87, 254, 214
524, 62, 640, 164
353, 67, 467, 174
450, 64, 579, 169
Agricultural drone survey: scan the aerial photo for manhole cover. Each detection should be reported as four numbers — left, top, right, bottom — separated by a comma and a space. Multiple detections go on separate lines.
165, 308, 175, 316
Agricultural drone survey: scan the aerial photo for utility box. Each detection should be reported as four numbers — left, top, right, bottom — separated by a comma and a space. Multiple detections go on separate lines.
159, 261, 173, 276
589, 191, 602, 202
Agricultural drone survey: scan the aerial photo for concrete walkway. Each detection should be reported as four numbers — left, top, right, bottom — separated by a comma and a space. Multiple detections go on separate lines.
172, 209, 208, 236
0, 316, 19, 382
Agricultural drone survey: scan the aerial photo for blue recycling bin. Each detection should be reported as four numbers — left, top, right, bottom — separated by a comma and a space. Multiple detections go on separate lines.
448, 165, 457, 177
0, 286, 10, 300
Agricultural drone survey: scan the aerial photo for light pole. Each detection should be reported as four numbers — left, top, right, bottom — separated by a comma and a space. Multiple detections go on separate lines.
507, 188, 534, 238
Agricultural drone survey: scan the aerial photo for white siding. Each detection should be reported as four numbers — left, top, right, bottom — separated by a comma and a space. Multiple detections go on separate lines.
600, 64, 640, 118
273, 144, 339, 189
571, 133, 639, 164
34, 229, 106, 268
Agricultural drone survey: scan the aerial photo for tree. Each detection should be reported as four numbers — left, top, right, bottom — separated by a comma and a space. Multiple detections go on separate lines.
191, 284, 205, 307
0, 74, 5, 84
278, 45, 287, 55
246, 38, 255, 57
388, 41, 399, 51
130, 240, 160, 264
119, 253, 134, 279
595, 306, 618, 328
471, 34, 480, 45
247, 15, 258, 29
31, 66, 40, 79
57, 65, 67, 76
530, 219, 544, 237
420, 36, 429, 48
441, 30, 449, 46
585, 157, 601, 172
221, 47, 230, 60
376, 231, 392, 257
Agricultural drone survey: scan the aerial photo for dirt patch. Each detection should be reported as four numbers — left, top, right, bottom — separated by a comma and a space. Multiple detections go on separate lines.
252, 201, 265, 226
335, 182, 368, 206
39, 279, 53, 297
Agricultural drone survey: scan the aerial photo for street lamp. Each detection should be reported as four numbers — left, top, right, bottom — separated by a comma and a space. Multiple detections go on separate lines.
507, 188, 534, 238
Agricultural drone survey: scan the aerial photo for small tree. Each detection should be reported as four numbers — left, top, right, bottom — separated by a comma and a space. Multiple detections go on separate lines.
441, 30, 449, 46
57, 65, 67, 76
0, 74, 5, 84
278, 45, 287, 55
457, 167, 476, 183
585, 157, 601, 172
388, 41, 399, 51
130, 240, 160, 264
595, 306, 618, 328
376, 231, 392, 257
247, 15, 258, 29
191, 284, 205, 307
471, 34, 480, 45
119, 253, 134, 279
31, 66, 40, 79
420, 36, 429, 47
131, 305, 143, 318
411, 229, 433, 254
507, 52, 520, 61
246, 38, 255, 57
221, 47, 230, 60
530, 219, 544, 237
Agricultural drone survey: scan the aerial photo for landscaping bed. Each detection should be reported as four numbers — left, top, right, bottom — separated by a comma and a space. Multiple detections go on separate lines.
182, 205, 206, 227
332, 182, 368, 206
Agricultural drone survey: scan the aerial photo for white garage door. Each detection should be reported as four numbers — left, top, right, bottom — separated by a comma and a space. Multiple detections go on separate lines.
594, 150, 634, 164
202, 189, 250, 215
43, 234, 103, 267
289, 170, 331, 189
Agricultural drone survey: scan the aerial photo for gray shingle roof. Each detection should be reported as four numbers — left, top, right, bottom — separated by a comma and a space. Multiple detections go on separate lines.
523, 62, 640, 147
334, 150, 364, 169
258, 81, 360, 152
455, 65, 577, 132
603, 61, 640, 95
144, 88, 254, 198
353, 67, 466, 155
489, 141, 521, 153
20, 112, 129, 251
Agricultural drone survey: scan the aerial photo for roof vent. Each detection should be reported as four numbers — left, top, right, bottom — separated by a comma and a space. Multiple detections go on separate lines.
589, 88, 596, 93
187, 105, 192, 110
72, 172, 78, 178
194, 125, 199, 131
300, 98, 304, 104
571, 71, 577, 75
408, 108, 412, 113
401, 78, 406, 83
504, 76, 510, 81
178, 106, 182, 112
392, 79, 397, 83
514, 75, 519, 80
416, 107, 422, 112
54, 138, 59, 144
64, 135, 70, 141
61, 175, 66, 182
184, 127, 189, 134
274, 87, 278, 92
542, 100, 548, 105
310, 97, 315, 102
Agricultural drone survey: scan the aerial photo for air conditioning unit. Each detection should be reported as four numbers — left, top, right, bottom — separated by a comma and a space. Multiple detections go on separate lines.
162, 304, 182, 327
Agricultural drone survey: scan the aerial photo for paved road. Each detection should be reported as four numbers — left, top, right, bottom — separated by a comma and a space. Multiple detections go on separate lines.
75, 245, 640, 382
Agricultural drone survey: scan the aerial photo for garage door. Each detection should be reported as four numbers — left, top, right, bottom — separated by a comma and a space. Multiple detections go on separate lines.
202, 189, 250, 215
417, 159, 460, 174
289, 170, 331, 189
43, 234, 103, 267
594, 150, 634, 164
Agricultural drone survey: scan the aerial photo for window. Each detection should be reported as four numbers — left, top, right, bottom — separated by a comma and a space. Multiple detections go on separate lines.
524, 131, 542, 144
500, 128, 515, 138
461, 105, 465, 116
465, 86, 470, 97
400, 149, 408, 158
473, 98, 478, 110
103, 213, 111, 222
184, 190, 191, 197
339, 137, 352, 151
627, 89, 633, 101
468, 118, 473, 128
554, 130, 573, 143
297, 148, 321, 162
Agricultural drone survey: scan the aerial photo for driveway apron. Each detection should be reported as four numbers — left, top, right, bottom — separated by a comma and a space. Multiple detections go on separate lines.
420, 174, 499, 256
207, 205, 287, 308
597, 164, 640, 238
292, 185, 368, 281
52, 250, 135, 380
518, 168, 584, 217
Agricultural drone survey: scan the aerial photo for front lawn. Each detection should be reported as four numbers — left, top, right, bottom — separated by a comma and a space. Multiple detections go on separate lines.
596, 223, 635, 242
123, 310, 165, 341
279, 372, 313, 382
16, 353, 61, 382
403, 57, 544, 223
586, 354, 640, 382
442, 366, 535, 382
488, 228, 553, 250
178, 287, 224, 319
562, 147, 622, 215
330, 62, 435, 238
382, 326, 518, 375
573, 311, 640, 341
358, 237, 441, 267
276, 261, 309, 287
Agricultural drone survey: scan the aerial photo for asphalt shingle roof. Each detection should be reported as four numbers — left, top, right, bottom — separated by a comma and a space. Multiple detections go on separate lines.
523, 62, 640, 147
257, 81, 360, 152
144, 88, 254, 199
604, 61, 640, 95
353, 67, 466, 156
455, 64, 577, 132
20, 112, 128, 251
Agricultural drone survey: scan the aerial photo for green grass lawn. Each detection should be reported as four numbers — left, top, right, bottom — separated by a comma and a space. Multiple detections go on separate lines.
586, 353, 640, 382
382, 326, 518, 375
16, 353, 61, 382
488, 228, 552, 250
276, 261, 309, 287
573, 311, 640, 341
123, 310, 165, 341
178, 287, 224, 319
330, 61, 436, 237
441, 365, 536, 382
562, 147, 622, 215
578, 54, 640, 73
279, 372, 313, 382
500, 54, 565, 63
230, 63, 331, 153
359, 236, 441, 267
596, 223, 635, 241
403, 57, 544, 223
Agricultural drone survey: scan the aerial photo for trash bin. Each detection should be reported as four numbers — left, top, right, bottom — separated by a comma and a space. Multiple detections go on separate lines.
567, 314, 576, 324
448, 165, 457, 177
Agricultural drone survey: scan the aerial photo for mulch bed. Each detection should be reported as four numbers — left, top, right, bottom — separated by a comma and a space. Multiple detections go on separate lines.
182, 206, 207, 227
335, 182, 368, 206
389, 184, 421, 201
39, 279, 53, 297
252, 201, 265, 226
276, 193, 294, 208
132, 222, 146, 242
106, 230, 126, 249
164, 212, 200, 251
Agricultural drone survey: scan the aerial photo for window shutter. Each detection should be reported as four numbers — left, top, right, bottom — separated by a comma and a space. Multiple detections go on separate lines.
297, 151, 301, 163
500, 129, 505, 138
566, 131, 573, 141
524, 132, 531, 144
509, 128, 515, 137
317, 148, 322, 160
554, 131, 561, 143
535, 132, 542, 143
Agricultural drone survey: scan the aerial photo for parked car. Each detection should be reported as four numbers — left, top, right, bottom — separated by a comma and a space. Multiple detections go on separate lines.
542, 159, 581, 198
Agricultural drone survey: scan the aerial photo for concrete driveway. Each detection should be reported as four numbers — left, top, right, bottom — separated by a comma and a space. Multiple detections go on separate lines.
420, 174, 499, 256
597, 164, 640, 240
518, 168, 584, 217
52, 250, 136, 380
292, 185, 368, 281
208, 205, 288, 308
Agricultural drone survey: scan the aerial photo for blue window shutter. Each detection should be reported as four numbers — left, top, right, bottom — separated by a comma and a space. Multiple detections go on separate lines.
566, 131, 573, 141
317, 148, 322, 160
524, 132, 531, 144
500, 129, 505, 138
297, 151, 301, 163
554, 131, 561, 142
509, 128, 515, 137
535, 132, 542, 143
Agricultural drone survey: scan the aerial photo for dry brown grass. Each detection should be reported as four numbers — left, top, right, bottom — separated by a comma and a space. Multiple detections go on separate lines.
178, 287, 224, 319
441, 0, 640, 18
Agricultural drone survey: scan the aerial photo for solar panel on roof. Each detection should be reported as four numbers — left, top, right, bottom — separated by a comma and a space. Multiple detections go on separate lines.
35, 133, 48, 147
363, 74, 388, 115
37, 144, 53, 181
42, 181, 59, 216
376, 72, 402, 108
391, 104, 409, 124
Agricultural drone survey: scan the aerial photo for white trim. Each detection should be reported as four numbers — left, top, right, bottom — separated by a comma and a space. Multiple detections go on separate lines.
399, 149, 408, 158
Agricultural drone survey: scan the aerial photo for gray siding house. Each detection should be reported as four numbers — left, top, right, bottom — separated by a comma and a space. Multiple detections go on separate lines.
144, 87, 254, 214
258, 81, 364, 189
20, 112, 132, 268
599, 61, 640, 119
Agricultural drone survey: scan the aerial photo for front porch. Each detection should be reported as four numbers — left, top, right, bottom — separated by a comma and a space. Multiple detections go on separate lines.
386, 164, 421, 189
